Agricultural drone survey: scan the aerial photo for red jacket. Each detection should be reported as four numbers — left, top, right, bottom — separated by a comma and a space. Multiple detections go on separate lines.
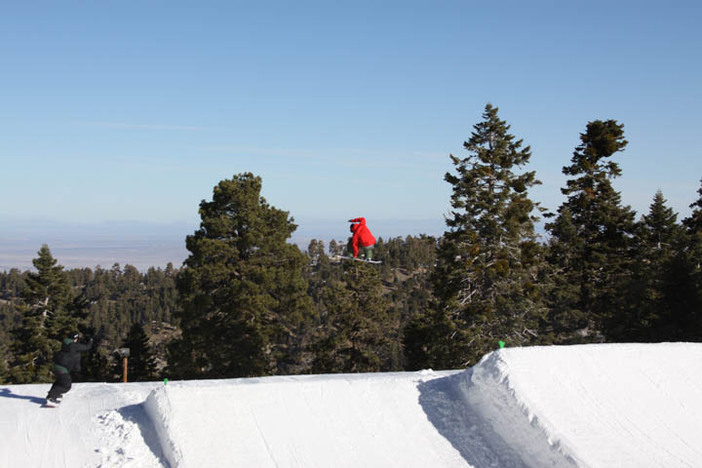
349, 217, 376, 257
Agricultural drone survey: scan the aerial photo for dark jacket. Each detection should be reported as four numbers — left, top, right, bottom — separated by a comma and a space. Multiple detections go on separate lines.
53, 338, 92, 374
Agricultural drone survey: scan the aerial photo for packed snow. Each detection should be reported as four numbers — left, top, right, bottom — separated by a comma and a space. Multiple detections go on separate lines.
1, 343, 701, 468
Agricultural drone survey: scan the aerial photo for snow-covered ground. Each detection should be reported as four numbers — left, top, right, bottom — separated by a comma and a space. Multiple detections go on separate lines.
2, 343, 701, 468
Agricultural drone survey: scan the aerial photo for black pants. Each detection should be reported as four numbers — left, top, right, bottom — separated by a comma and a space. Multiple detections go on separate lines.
47, 371, 72, 400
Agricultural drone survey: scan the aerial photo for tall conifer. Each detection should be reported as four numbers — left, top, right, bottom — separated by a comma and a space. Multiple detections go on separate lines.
546, 120, 636, 341
167, 173, 313, 378
615, 191, 681, 340
116, 322, 158, 382
8, 245, 85, 383
413, 104, 546, 369
660, 179, 702, 340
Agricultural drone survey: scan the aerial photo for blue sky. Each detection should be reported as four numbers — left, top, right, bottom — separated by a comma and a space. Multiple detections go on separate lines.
2, 1, 702, 267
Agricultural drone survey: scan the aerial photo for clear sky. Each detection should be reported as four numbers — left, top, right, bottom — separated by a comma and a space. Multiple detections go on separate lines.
2, 1, 702, 261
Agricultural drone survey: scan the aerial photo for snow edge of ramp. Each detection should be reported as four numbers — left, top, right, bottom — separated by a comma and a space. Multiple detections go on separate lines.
418, 351, 578, 467
467, 350, 580, 467
144, 385, 184, 468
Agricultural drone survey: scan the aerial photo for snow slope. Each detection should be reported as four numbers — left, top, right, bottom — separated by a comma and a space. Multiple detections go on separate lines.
1, 343, 701, 468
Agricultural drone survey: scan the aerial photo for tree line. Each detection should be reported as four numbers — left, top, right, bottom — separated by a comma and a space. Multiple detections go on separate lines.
1, 103, 701, 384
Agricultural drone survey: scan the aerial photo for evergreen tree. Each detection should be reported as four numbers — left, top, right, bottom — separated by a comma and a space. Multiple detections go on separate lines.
546, 120, 636, 341
328, 239, 347, 257
307, 239, 326, 265
311, 262, 397, 373
114, 322, 158, 382
0, 342, 9, 383
659, 179, 702, 340
80, 327, 112, 383
615, 190, 682, 340
684, 178, 702, 234
168, 173, 313, 379
539, 207, 585, 343
0, 268, 24, 383
8, 245, 86, 383
412, 104, 547, 369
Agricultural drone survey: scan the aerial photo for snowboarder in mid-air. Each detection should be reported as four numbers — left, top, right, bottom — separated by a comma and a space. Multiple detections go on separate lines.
45, 332, 92, 407
347, 217, 377, 261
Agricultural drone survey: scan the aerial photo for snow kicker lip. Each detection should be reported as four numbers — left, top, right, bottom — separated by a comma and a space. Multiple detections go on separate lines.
144, 385, 184, 468
418, 355, 577, 468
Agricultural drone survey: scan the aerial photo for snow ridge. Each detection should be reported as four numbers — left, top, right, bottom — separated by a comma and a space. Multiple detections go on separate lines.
417, 352, 576, 468
466, 351, 578, 466
144, 385, 183, 468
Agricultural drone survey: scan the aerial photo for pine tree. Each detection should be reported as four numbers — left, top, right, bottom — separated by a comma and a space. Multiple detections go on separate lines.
114, 322, 158, 382
412, 104, 547, 369
328, 240, 344, 257
546, 120, 636, 341
80, 332, 112, 382
539, 207, 585, 343
659, 179, 702, 340
167, 173, 313, 379
307, 239, 326, 264
8, 245, 85, 383
615, 190, 682, 340
311, 262, 397, 373
0, 342, 9, 384
0, 268, 24, 383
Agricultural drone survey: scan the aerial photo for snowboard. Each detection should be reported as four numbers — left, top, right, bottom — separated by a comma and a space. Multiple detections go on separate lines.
42, 399, 60, 408
337, 255, 382, 264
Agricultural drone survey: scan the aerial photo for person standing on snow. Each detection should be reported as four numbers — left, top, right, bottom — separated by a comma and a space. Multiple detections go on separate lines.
46, 332, 92, 406
347, 217, 377, 260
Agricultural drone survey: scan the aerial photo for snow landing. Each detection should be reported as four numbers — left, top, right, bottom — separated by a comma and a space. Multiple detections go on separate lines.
1, 343, 701, 468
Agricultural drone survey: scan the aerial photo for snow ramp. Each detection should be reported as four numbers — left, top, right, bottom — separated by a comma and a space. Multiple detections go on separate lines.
142, 343, 702, 468
143, 371, 470, 467
419, 343, 702, 467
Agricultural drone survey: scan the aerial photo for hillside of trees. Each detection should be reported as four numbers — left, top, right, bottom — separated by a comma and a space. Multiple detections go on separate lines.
1, 104, 701, 384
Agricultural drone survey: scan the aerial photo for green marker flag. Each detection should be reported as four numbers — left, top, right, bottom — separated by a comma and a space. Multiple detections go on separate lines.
164, 378, 168, 386
498, 340, 505, 349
